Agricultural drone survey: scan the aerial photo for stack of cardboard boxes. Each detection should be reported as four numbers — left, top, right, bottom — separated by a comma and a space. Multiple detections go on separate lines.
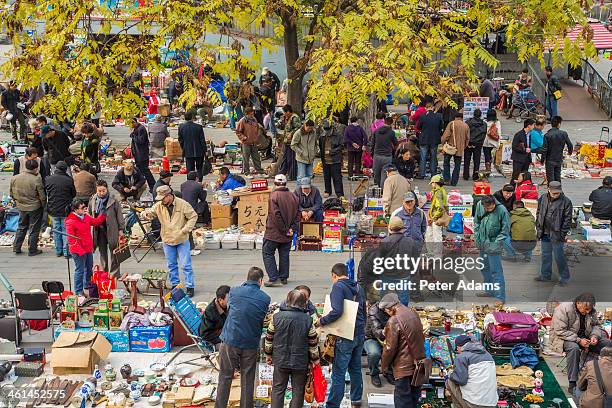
210, 203, 236, 230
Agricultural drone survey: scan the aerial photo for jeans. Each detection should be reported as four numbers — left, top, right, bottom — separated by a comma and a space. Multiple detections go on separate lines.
539, 235, 570, 283
271, 368, 307, 408
268, 114, 278, 138
323, 162, 344, 196
480, 252, 505, 301
347, 150, 362, 177
363, 339, 382, 377
162, 240, 194, 288
242, 144, 263, 175
394, 376, 421, 408
419, 144, 438, 178
262, 239, 291, 281
545, 161, 562, 183
503, 237, 534, 258
373, 155, 393, 187
546, 95, 558, 119
380, 277, 410, 306
443, 154, 462, 186
296, 162, 313, 184
9, 109, 26, 140
483, 146, 495, 165
215, 343, 258, 408
227, 104, 243, 130
463, 144, 482, 180
14, 207, 43, 254
327, 334, 365, 408
511, 160, 530, 185
72, 252, 94, 295
51, 217, 68, 256
136, 160, 155, 191
185, 156, 204, 181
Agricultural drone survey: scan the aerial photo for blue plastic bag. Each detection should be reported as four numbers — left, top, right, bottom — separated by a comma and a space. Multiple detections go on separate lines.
1, 208, 19, 233
447, 213, 464, 234
510, 343, 539, 369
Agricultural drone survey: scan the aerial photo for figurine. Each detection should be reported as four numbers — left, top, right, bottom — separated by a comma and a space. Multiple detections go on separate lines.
532, 378, 544, 397
120, 364, 132, 380
105, 364, 117, 381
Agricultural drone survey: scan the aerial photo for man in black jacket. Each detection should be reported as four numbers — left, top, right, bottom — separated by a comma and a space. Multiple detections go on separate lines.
463, 108, 487, 181
41, 125, 72, 173
589, 176, 612, 221
364, 301, 390, 387
130, 118, 155, 191
199, 285, 230, 349
511, 118, 535, 184
45, 161, 76, 257
545, 66, 562, 120
416, 103, 444, 179
180, 171, 209, 223
318, 118, 345, 197
1, 82, 27, 141
371, 116, 399, 187
535, 181, 573, 285
112, 162, 146, 201
178, 110, 207, 181
542, 116, 573, 183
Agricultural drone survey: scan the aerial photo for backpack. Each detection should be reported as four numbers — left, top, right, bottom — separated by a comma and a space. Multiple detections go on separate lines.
509, 343, 539, 369
594, 358, 612, 408
487, 123, 500, 141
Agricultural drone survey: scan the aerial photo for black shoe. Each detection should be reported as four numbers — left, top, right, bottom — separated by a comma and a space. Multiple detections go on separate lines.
558, 280, 569, 287
371, 375, 382, 388
280, 279, 288, 285
186, 287, 194, 298
264, 280, 283, 287
13, 249, 23, 255
28, 249, 43, 257
523, 256, 531, 263
569, 382, 576, 395
414, 176, 424, 180
384, 372, 396, 385
502, 255, 518, 262
534, 276, 552, 283
56, 253, 63, 257
64, 255, 71, 259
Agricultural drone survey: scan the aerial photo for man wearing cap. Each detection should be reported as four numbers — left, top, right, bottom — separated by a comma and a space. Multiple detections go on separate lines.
382, 163, 411, 216
394, 191, 427, 244
41, 125, 72, 172
588, 176, 612, 221
130, 118, 155, 192
380, 293, 425, 408
294, 177, 323, 222
112, 162, 147, 201
45, 161, 76, 258
262, 174, 300, 287
446, 335, 498, 408
153, 170, 173, 198
143, 185, 198, 297
535, 181, 573, 285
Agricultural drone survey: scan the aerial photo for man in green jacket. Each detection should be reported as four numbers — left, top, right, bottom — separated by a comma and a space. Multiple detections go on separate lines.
291, 120, 318, 183
504, 200, 537, 263
474, 195, 510, 306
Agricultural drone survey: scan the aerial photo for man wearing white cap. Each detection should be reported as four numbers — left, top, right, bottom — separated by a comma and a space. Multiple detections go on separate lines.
143, 185, 198, 297
262, 174, 300, 287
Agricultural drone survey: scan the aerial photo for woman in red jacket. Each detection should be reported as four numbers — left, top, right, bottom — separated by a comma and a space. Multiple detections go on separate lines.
65, 199, 105, 296
515, 172, 538, 201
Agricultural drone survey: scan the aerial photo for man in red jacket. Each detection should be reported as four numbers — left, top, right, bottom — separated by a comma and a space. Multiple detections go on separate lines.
65, 199, 105, 296
262, 174, 299, 287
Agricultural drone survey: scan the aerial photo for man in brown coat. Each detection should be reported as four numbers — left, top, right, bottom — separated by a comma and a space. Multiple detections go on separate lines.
381, 293, 425, 408
441, 112, 470, 186
578, 346, 612, 408
73, 163, 97, 201
236, 106, 264, 176
382, 164, 411, 216
262, 174, 299, 287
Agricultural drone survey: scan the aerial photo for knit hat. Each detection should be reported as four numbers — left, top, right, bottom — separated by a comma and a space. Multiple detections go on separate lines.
40, 125, 52, 135
383, 163, 397, 172
55, 161, 68, 172
455, 334, 471, 350
430, 174, 443, 184
379, 293, 400, 309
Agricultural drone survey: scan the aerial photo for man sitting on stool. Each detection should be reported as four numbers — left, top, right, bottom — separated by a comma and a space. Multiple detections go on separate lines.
294, 177, 323, 222
199, 285, 230, 350
112, 161, 146, 201
551, 292, 612, 394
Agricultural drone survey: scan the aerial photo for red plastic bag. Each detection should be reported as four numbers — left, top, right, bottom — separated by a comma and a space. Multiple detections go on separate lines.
361, 151, 373, 168
312, 363, 327, 403
92, 266, 116, 300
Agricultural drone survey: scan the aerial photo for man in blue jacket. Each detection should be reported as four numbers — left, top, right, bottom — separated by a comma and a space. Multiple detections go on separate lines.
216, 167, 246, 191
317, 263, 367, 408
394, 192, 427, 245
215, 267, 271, 408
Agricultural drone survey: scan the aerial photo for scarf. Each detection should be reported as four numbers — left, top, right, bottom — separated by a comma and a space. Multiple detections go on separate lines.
95, 194, 109, 216
75, 212, 85, 220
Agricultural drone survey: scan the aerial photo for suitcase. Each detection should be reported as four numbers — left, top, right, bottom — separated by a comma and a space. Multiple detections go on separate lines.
484, 331, 540, 357
486, 311, 539, 345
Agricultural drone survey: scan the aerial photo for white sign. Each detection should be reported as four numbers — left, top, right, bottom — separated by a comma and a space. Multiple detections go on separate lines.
319, 295, 359, 341
463, 97, 489, 121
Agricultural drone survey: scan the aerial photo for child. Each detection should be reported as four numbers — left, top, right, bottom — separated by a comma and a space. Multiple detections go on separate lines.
394, 148, 416, 179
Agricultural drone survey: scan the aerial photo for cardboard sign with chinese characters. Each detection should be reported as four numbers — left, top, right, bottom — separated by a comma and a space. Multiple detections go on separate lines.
237, 197, 269, 232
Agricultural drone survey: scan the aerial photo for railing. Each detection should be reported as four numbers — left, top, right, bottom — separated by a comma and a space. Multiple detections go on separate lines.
581, 59, 612, 117
588, 3, 612, 22
527, 62, 546, 103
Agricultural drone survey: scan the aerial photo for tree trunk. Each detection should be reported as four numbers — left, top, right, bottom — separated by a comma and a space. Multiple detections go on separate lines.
282, 13, 304, 113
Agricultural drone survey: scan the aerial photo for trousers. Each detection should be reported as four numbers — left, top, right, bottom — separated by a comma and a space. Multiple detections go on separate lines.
215, 343, 258, 408
463, 144, 482, 180
373, 155, 393, 188
185, 157, 205, 181
271, 368, 307, 408
242, 144, 263, 175
446, 379, 494, 408
97, 228, 121, 277
323, 162, 344, 196
14, 207, 43, 254
262, 239, 291, 282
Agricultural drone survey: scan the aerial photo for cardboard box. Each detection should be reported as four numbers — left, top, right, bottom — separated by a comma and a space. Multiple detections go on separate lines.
212, 217, 233, 230
51, 331, 111, 375
54, 327, 130, 352
210, 204, 232, 218
165, 138, 183, 161
129, 325, 172, 352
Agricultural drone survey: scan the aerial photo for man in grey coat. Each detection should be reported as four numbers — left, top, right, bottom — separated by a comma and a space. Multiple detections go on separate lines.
88, 180, 125, 277
148, 115, 170, 158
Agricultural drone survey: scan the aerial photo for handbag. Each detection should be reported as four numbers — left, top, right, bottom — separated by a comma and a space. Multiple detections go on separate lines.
434, 208, 452, 227
321, 334, 336, 364
442, 122, 458, 156
113, 243, 131, 264
553, 90, 562, 100
202, 154, 212, 176
304, 371, 315, 403
411, 358, 433, 387
594, 358, 612, 408
312, 363, 327, 403
487, 122, 500, 141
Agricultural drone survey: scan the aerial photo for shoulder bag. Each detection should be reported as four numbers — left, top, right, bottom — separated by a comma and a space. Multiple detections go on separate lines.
442, 122, 458, 156
487, 122, 500, 141
594, 358, 612, 408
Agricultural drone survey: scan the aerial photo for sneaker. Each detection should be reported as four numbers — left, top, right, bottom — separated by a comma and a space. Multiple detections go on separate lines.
383, 372, 396, 385
475, 291, 495, 298
13, 249, 23, 255
568, 382, 576, 395
502, 255, 518, 262
534, 276, 552, 283
523, 256, 531, 263
56, 253, 63, 257
281, 279, 288, 285
186, 287, 194, 298
264, 280, 283, 288
371, 375, 382, 388
558, 280, 569, 287
28, 249, 43, 257
190, 249, 201, 256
